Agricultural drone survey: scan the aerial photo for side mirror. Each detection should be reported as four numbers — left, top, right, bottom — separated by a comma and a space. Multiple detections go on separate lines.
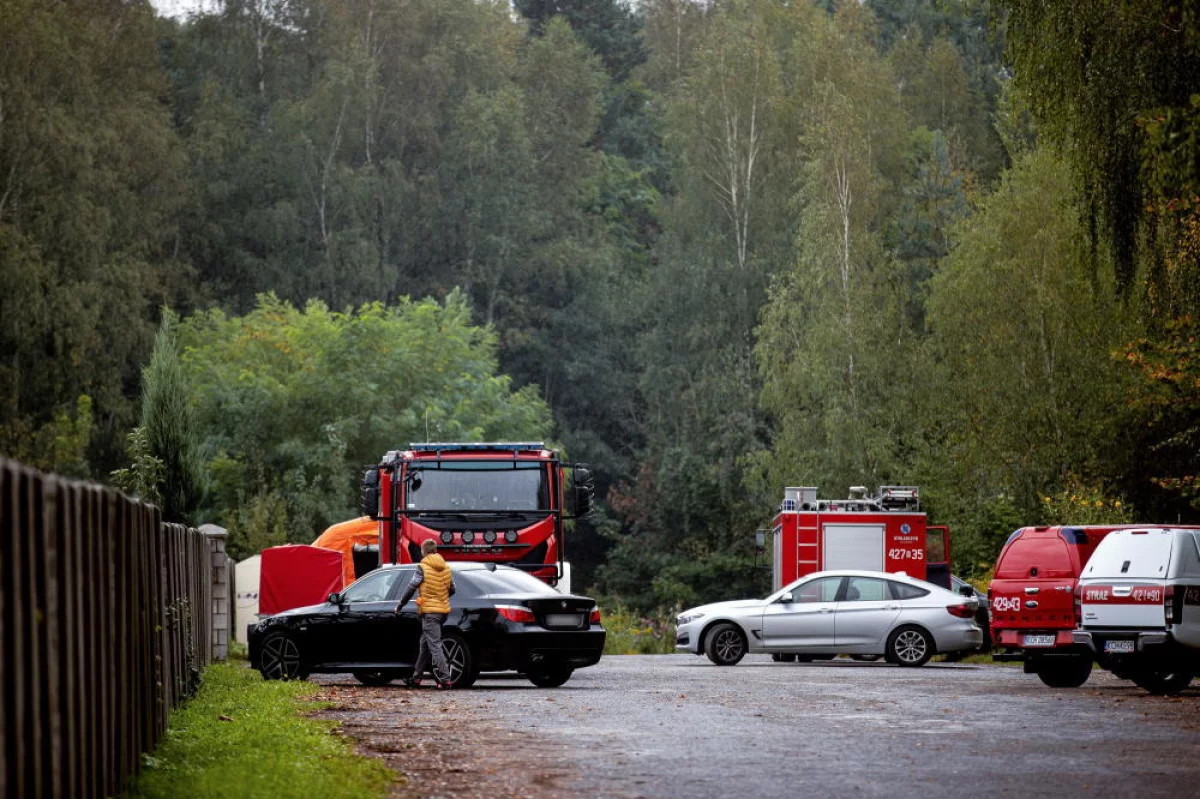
571, 466, 594, 518
360, 467, 380, 519
328, 592, 342, 605
779, 592, 794, 604
958, 585, 975, 598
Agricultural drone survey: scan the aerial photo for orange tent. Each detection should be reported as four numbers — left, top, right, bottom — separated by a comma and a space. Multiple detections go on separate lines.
312, 516, 378, 588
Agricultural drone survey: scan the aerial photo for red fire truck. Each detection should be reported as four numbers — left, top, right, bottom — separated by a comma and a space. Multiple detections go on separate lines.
359, 442, 592, 585
768, 486, 952, 591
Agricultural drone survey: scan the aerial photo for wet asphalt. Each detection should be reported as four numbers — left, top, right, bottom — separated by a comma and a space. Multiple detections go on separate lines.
319, 654, 1200, 798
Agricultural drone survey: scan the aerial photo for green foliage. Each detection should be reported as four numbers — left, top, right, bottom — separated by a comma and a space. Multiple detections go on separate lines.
599, 603, 678, 655
1, 395, 95, 479
1001, 0, 1200, 289
924, 148, 1132, 517
1038, 476, 1135, 526
0, 0, 187, 471
121, 662, 393, 799
111, 428, 165, 507
178, 292, 552, 558
141, 314, 206, 523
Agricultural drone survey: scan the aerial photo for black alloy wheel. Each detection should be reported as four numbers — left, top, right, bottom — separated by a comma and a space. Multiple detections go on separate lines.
259, 632, 306, 680
527, 661, 574, 688
353, 670, 398, 687
441, 632, 477, 688
1035, 654, 1092, 688
1130, 667, 1194, 695
887, 626, 934, 667
704, 622, 747, 666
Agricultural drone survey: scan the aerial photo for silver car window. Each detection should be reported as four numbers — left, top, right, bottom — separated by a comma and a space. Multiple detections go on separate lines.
794, 576, 842, 603
843, 577, 888, 602
888, 581, 930, 601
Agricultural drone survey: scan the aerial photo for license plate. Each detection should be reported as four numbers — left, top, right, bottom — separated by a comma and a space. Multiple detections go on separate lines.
545, 613, 583, 627
1104, 639, 1136, 654
1023, 634, 1056, 648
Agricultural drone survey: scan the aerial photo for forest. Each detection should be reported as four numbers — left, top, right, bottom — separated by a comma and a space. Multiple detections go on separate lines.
2, 0, 1198, 611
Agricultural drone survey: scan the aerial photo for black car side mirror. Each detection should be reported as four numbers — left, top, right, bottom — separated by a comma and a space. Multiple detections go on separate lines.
958, 585, 975, 598
328, 592, 342, 605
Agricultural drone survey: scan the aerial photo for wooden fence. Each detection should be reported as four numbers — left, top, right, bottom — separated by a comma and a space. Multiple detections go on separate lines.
1, 459, 214, 799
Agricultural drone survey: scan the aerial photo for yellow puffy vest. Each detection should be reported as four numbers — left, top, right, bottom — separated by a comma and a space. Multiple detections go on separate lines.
417, 554, 453, 615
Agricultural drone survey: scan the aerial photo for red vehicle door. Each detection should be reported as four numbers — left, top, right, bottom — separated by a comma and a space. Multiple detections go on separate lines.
925, 526, 951, 589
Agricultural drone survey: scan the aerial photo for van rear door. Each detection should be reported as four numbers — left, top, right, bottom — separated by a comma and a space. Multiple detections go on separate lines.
990, 529, 1079, 635
1080, 530, 1172, 629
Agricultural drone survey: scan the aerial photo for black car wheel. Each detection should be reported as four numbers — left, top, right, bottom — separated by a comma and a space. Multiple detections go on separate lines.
259, 632, 306, 681
1035, 654, 1092, 688
887, 626, 933, 667
353, 670, 398, 687
527, 661, 574, 688
704, 622, 747, 666
1131, 668, 1194, 695
442, 632, 477, 688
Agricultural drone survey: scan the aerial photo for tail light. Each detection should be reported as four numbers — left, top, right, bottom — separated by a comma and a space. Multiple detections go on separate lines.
946, 603, 975, 619
496, 605, 536, 623
1165, 584, 1179, 625
1073, 583, 1083, 626
589, 608, 602, 624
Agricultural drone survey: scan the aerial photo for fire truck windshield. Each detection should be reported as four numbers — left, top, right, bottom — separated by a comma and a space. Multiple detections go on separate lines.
406, 461, 548, 513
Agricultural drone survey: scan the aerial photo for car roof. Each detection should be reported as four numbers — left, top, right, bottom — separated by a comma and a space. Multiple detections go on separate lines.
800, 569, 929, 585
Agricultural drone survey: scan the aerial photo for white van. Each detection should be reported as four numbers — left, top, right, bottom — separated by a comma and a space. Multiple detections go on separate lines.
1073, 528, 1200, 694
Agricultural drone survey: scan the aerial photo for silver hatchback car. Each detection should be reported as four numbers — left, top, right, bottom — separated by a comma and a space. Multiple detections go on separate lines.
675, 570, 982, 667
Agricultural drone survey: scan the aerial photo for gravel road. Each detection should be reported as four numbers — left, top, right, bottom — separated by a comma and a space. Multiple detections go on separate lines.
316, 655, 1200, 799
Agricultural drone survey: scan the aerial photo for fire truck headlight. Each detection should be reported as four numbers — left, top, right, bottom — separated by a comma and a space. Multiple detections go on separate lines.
677, 611, 705, 626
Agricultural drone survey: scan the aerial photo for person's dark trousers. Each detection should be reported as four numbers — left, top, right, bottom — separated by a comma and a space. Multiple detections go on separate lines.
413, 613, 451, 683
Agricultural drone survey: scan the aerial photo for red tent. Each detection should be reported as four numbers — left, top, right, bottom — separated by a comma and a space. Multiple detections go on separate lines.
259, 544, 343, 616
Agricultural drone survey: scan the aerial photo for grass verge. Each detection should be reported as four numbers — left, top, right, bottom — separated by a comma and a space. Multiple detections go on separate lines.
122, 663, 393, 799
601, 603, 678, 654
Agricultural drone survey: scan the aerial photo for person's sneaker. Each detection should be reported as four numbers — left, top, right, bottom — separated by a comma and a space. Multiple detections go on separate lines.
403, 677, 423, 688
436, 680, 454, 690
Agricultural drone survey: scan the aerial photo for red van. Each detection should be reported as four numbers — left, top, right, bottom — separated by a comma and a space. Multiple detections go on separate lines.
989, 526, 1127, 687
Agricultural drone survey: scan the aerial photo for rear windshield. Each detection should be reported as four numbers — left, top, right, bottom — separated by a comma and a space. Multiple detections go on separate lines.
995, 534, 1076, 579
455, 568, 561, 597
1084, 532, 1174, 579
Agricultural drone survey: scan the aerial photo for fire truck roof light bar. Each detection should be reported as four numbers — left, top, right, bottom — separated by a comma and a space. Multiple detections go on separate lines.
408, 442, 546, 451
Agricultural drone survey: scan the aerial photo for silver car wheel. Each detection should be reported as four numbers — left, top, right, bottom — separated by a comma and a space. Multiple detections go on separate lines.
715, 629, 743, 661
261, 633, 302, 680
894, 630, 927, 664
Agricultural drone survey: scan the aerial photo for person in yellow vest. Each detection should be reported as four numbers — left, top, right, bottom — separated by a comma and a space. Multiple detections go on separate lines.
397, 539, 456, 688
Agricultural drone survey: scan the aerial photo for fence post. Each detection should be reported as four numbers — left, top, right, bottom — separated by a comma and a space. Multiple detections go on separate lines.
199, 525, 229, 663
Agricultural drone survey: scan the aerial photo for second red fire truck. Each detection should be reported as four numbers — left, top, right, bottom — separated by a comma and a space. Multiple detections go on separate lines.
768, 485, 952, 591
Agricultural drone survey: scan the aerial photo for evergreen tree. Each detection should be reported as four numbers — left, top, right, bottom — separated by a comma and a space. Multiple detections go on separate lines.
140, 314, 206, 523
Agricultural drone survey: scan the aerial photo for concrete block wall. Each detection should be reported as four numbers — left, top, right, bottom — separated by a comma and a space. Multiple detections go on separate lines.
199, 523, 230, 662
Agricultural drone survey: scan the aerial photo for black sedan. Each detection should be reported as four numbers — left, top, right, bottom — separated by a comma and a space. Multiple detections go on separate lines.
248, 563, 605, 688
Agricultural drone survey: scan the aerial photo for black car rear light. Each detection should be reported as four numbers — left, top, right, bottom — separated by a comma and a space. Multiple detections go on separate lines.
496, 605, 536, 623
589, 608, 601, 624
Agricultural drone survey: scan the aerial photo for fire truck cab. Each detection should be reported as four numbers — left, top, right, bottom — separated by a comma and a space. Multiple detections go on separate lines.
360, 442, 592, 585
769, 486, 951, 592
